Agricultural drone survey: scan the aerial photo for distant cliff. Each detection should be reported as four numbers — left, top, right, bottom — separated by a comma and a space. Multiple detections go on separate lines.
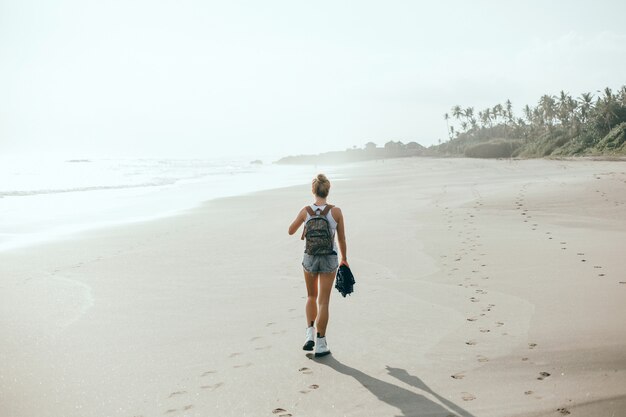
275, 141, 425, 165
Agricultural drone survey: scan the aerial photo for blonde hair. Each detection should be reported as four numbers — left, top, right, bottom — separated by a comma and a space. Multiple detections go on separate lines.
312, 173, 330, 198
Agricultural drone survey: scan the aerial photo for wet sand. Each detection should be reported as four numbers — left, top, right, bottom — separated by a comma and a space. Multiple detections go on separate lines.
1, 158, 625, 417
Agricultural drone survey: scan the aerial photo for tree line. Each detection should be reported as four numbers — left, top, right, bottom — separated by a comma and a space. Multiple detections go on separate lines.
439, 86, 626, 158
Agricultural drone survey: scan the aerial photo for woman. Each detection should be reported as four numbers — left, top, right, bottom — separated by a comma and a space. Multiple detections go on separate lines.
288, 174, 348, 357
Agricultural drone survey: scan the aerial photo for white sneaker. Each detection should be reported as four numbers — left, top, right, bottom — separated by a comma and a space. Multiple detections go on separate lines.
314, 336, 330, 357
302, 326, 315, 351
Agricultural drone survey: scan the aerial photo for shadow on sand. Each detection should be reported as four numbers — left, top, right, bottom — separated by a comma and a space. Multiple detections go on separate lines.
311, 354, 476, 417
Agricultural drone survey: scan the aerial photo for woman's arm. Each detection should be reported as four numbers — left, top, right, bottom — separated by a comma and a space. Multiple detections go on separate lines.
288, 208, 307, 235
334, 207, 349, 266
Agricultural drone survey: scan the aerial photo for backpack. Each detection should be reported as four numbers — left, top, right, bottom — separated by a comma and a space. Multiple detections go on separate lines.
301, 205, 335, 255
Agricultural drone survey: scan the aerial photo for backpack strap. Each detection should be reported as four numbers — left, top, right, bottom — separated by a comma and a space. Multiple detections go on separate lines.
300, 204, 334, 240
301, 206, 315, 240
320, 204, 334, 215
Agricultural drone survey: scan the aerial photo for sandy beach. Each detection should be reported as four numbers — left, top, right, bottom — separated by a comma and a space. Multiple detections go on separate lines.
1, 157, 625, 417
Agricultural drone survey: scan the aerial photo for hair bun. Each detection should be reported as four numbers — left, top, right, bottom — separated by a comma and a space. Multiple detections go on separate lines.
312, 173, 331, 198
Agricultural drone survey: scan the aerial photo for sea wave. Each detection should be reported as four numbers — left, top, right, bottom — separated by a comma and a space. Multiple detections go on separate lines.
0, 158, 254, 198
0, 181, 176, 197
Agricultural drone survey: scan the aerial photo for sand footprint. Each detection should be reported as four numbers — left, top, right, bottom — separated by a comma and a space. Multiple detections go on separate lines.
476, 355, 489, 362
201, 370, 216, 377
557, 407, 571, 415
528, 343, 537, 349
229, 352, 242, 358
451, 372, 465, 380
465, 340, 477, 346
537, 372, 551, 380
272, 408, 292, 416
201, 382, 224, 390
233, 362, 253, 368
299, 367, 313, 374
300, 383, 320, 393
461, 392, 476, 401
168, 391, 186, 398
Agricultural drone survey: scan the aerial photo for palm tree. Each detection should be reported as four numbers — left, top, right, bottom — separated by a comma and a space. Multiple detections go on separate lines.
533, 107, 545, 130
523, 104, 533, 124
444, 113, 452, 140
596, 87, 617, 132
492, 103, 503, 126
578, 92, 593, 124
556, 90, 576, 127
603, 87, 614, 102
452, 105, 463, 121
501, 99, 514, 138
619, 85, 626, 106
462, 107, 475, 131
483, 108, 493, 129
538, 95, 556, 130
470, 117, 478, 131
505, 99, 514, 123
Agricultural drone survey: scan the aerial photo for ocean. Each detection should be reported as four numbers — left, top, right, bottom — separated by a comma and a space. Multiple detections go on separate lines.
0, 157, 326, 252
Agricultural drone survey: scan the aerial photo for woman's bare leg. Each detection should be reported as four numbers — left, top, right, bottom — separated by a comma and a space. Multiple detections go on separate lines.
316, 271, 336, 336
304, 270, 319, 326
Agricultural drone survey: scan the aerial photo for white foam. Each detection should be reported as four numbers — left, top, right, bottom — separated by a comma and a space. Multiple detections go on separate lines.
0, 158, 322, 252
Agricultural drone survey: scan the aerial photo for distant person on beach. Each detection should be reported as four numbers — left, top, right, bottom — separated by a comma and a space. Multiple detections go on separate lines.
288, 174, 348, 357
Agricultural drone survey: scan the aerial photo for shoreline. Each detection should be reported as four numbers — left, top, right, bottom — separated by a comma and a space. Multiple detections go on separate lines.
0, 161, 352, 254
1, 157, 625, 417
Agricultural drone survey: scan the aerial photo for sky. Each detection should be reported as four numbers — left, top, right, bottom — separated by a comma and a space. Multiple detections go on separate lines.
1, 0, 625, 160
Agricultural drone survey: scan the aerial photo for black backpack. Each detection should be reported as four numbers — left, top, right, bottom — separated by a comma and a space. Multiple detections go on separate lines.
301, 205, 335, 255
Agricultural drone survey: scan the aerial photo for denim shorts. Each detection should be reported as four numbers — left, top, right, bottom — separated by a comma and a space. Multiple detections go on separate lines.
302, 253, 339, 273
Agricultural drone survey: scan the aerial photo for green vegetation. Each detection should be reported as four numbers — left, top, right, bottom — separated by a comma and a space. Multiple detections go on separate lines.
433, 86, 626, 158
276, 141, 425, 164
